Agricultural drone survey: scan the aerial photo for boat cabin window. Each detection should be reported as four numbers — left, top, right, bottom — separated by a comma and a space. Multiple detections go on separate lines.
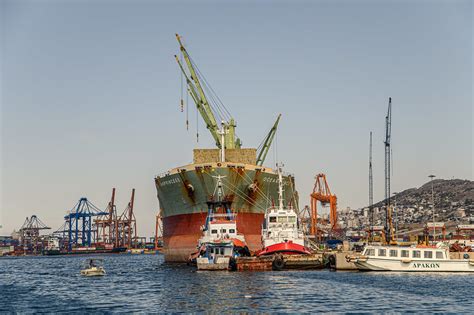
389, 249, 398, 257
412, 250, 421, 258
211, 229, 218, 234
378, 249, 386, 257
424, 251, 433, 259
436, 251, 444, 259
366, 248, 375, 256
269, 216, 277, 223
288, 216, 296, 223
210, 248, 214, 254
277, 217, 288, 223
221, 229, 227, 233
220, 248, 224, 255
401, 250, 409, 258
229, 229, 235, 234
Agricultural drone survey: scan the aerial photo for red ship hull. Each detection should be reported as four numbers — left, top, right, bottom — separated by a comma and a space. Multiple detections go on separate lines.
256, 241, 311, 257
163, 212, 264, 262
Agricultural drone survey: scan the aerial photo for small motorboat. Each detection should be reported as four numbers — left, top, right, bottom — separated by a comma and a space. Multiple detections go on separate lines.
80, 259, 106, 276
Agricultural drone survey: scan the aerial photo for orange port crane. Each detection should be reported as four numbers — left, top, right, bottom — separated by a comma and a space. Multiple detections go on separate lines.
310, 174, 338, 237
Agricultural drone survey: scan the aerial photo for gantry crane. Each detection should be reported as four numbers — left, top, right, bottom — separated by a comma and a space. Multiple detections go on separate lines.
64, 198, 108, 251
19, 215, 51, 255
310, 174, 338, 238
94, 188, 117, 245
117, 189, 137, 248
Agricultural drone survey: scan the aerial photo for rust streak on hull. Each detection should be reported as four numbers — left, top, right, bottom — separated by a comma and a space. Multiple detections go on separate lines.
163, 212, 264, 262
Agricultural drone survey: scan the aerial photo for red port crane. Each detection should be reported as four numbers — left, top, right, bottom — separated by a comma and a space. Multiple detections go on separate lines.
117, 189, 137, 248
310, 174, 338, 237
95, 188, 117, 245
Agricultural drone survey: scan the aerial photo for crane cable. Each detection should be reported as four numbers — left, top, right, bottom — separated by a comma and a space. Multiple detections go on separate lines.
189, 56, 232, 123
202, 170, 268, 211
230, 166, 273, 205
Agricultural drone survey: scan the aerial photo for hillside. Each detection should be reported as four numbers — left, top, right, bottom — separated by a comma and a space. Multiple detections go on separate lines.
375, 179, 473, 208
373, 179, 474, 223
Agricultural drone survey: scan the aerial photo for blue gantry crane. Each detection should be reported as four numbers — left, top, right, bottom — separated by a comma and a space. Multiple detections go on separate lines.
64, 198, 108, 251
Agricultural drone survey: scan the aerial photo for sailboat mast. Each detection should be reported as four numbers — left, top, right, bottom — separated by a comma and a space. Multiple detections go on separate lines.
384, 97, 393, 243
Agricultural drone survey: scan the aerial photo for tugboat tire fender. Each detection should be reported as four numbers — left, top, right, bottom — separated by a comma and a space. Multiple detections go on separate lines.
229, 257, 237, 271
272, 257, 285, 271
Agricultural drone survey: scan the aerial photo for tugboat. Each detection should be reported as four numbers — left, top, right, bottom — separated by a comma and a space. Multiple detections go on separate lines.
257, 164, 311, 257
189, 175, 250, 271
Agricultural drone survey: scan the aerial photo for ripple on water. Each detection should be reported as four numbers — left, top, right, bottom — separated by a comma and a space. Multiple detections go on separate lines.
1, 254, 473, 312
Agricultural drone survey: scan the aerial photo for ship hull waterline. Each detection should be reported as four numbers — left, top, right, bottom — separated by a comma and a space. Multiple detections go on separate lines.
155, 162, 298, 262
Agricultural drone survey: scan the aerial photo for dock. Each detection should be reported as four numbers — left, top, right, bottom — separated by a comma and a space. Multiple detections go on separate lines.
236, 253, 325, 271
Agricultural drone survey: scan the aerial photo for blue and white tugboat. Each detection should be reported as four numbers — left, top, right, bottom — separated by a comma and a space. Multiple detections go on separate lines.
189, 175, 250, 271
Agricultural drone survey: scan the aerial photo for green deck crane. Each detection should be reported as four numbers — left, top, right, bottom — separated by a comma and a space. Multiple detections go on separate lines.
256, 114, 281, 166
174, 34, 280, 166
175, 34, 240, 149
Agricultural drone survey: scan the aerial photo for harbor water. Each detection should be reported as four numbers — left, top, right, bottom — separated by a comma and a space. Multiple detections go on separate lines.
1, 254, 473, 313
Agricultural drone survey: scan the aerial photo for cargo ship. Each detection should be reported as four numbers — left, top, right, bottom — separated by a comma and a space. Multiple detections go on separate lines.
155, 34, 298, 262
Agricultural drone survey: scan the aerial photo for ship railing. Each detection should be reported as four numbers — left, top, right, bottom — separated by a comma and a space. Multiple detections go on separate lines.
266, 205, 296, 211
209, 213, 237, 221
272, 169, 295, 178
156, 171, 171, 178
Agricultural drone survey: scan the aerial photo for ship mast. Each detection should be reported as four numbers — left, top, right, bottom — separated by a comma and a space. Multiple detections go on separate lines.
213, 175, 226, 203
174, 34, 240, 150
277, 164, 284, 210
217, 121, 227, 162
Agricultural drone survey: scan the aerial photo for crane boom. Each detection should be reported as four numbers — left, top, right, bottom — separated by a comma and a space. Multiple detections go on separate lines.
256, 114, 281, 166
175, 33, 240, 149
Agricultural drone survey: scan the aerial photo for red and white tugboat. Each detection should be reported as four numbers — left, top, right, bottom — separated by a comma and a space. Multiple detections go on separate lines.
257, 164, 311, 257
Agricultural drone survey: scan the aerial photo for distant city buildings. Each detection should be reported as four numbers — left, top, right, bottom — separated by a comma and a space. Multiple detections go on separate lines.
338, 198, 474, 233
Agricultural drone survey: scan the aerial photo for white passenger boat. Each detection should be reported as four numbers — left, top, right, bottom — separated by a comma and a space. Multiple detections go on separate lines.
347, 244, 474, 272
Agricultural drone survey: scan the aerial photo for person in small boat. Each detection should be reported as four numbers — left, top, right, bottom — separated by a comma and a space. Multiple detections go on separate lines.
88, 259, 96, 268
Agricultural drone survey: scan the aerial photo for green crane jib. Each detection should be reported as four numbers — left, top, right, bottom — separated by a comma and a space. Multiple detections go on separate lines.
175, 33, 241, 149
256, 114, 281, 166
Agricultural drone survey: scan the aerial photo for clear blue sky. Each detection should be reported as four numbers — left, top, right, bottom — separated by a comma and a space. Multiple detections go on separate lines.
1, 0, 472, 237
